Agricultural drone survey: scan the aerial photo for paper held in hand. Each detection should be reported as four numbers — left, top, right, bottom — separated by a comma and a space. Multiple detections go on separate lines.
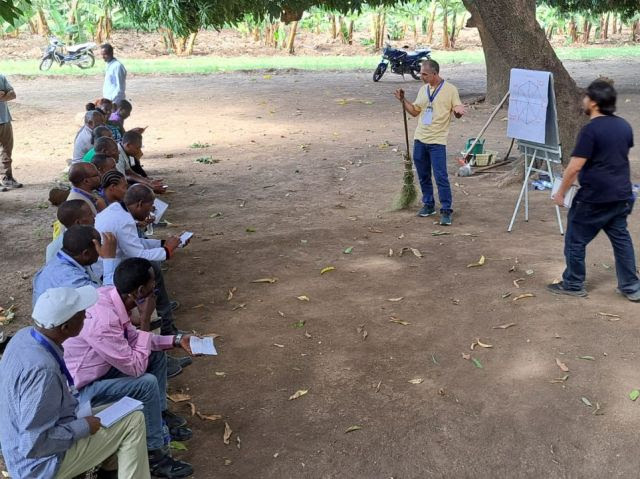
551, 177, 578, 208
190, 336, 217, 355
95, 396, 144, 428
153, 199, 169, 224
179, 231, 193, 248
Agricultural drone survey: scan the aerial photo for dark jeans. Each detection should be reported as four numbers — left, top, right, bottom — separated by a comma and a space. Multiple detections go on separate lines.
562, 199, 640, 294
78, 350, 168, 450
412, 140, 452, 214
150, 261, 177, 335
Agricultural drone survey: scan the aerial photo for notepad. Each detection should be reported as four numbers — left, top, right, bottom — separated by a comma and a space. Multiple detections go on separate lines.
96, 396, 144, 428
551, 177, 578, 208
179, 231, 194, 248
153, 199, 169, 224
190, 336, 217, 355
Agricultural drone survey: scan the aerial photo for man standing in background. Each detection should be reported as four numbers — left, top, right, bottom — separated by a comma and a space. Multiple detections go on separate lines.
101, 44, 127, 106
0, 72, 21, 191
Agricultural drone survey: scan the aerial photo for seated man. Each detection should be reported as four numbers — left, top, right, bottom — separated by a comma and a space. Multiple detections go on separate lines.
46, 199, 95, 263
118, 131, 165, 193
0, 286, 150, 478
67, 162, 105, 214
95, 184, 182, 335
64, 258, 195, 478
34, 225, 117, 305
82, 125, 113, 163
92, 153, 117, 177
73, 110, 104, 163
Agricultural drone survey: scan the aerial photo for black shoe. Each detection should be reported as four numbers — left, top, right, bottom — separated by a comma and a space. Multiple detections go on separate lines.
418, 204, 436, 217
149, 450, 194, 478
172, 355, 192, 369
163, 410, 188, 429
170, 425, 193, 441
547, 282, 587, 297
167, 356, 183, 379
170, 300, 180, 312
1, 178, 22, 189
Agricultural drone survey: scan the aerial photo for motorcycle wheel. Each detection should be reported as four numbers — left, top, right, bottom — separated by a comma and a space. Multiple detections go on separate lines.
410, 66, 421, 80
373, 64, 385, 82
39, 56, 54, 72
78, 52, 95, 69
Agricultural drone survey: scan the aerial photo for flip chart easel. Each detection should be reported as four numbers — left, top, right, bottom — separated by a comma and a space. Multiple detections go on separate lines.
506, 68, 564, 235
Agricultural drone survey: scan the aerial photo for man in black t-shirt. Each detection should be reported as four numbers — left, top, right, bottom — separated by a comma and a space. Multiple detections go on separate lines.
549, 80, 640, 300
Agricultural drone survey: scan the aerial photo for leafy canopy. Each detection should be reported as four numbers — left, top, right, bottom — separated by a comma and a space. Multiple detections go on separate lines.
544, 0, 639, 18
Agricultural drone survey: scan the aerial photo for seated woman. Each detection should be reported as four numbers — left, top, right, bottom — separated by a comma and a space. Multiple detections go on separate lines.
98, 170, 127, 206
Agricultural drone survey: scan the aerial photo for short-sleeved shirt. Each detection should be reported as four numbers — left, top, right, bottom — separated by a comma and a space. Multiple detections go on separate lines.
82, 148, 96, 163
412, 80, 461, 145
572, 115, 634, 203
0, 74, 13, 124
72, 126, 93, 163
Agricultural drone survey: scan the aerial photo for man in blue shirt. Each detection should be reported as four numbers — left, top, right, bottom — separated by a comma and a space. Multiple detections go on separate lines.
101, 44, 127, 106
549, 80, 640, 300
0, 286, 150, 478
34, 225, 117, 306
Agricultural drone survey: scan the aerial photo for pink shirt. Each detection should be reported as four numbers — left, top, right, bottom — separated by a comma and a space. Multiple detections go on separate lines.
64, 286, 174, 389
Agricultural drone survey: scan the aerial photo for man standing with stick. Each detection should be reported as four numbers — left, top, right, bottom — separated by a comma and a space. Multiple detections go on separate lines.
394, 59, 465, 225
549, 80, 640, 300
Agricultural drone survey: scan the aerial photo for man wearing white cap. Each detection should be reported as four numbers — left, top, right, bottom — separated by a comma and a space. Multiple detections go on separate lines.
0, 286, 150, 479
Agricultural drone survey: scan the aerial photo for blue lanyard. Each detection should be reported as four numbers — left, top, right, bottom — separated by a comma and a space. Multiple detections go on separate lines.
427, 80, 445, 105
71, 187, 97, 206
30, 328, 78, 397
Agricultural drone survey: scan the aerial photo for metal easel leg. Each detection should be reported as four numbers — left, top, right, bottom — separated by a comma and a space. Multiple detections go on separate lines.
508, 153, 536, 232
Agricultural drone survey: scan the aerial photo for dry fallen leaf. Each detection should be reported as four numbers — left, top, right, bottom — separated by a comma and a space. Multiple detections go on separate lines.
192, 304, 204, 309
289, 389, 309, 400
467, 255, 486, 268
320, 266, 336, 275
556, 358, 569, 372
215, 371, 226, 377
251, 278, 278, 283
410, 248, 423, 258
597, 312, 620, 320
462, 353, 471, 360
513, 278, 525, 288
197, 412, 223, 422
227, 287, 236, 301
387, 297, 404, 302
550, 375, 569, 384
232, 303, 247, 311
273, 343, 285, 348
187, 402, 196, 416
167, 392, 191, 403
408, 378, 424, 384
513, 293, 535, 301
345, 425, 362, 433
388, 248, 394, 257
304, 331, 312, 339
223, 421, 233, 444
278, 310, 285, 317
375, 380, 382, 393
476, 339, 493, 348
493, 323, 516, 329
389, 317, 410, 326
297, 295, 310, 301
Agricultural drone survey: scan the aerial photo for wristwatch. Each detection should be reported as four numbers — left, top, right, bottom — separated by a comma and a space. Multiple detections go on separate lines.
173, 333, 184, 347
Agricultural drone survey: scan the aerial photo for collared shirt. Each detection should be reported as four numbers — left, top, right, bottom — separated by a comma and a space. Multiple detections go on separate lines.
103, 58, 126, 105
116, 143, 133, 175
66, 187, 98, 215
64, 286, 173, 388
0, 328, 90, 478
412, 80, 462, 145
0, 74, 13, 124
72, 126, 93, 163
94, 202, 167, 262
32, 250, 116, 306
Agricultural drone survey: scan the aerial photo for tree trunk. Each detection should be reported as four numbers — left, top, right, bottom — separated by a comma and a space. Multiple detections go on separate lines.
185, 31, 198, 55
442, 5, 450, 49
372, 13, 380, 49
337, 16, 346, 43
287, 21, 298, 54
546, 25, 554, 39
160, 28, 177, 52
426, 0, 437, 44
348, 20, 354, 45
602, 13, 609, 39
252, 26, 260, 42
568, 17, 577, 43
175, 35, 187, 55
612, 15, 617, 35
450, 10, 457, 48
330, 14, 337, 39
462, 0, 584, 164
379, 12, 386, 48
633, 21, 639, 42
36, 8, 50, 35
582, 20, 591, 44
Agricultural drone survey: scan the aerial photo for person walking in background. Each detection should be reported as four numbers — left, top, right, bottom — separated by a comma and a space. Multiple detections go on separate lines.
394, 59, 466, 226
0, 72, 21, 191
101, 44, 127, 106
549, 80, 640, 301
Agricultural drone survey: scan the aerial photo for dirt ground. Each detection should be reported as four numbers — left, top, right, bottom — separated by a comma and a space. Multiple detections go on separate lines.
2, 57, 640, 478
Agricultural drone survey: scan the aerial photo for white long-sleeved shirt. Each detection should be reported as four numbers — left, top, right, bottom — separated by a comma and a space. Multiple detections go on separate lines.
103, 58, 127, 105
94, 202, 166, 262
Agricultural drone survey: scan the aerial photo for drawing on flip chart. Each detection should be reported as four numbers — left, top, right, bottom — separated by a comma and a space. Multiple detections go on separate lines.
507, 69, 551, 144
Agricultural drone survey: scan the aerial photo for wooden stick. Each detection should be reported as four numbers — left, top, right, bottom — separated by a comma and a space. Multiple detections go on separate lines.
402, 101, 411, 159
463, 92, 510, 163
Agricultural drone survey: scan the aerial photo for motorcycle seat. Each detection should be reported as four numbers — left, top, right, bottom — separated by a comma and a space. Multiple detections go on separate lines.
67, 42, 96, 52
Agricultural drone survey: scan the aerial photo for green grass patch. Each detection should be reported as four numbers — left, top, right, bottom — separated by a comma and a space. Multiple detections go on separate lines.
1, 46, 638, 77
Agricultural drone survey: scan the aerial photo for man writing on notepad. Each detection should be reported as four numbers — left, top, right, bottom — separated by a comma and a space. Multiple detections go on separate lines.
549, 80, 640, 301
0, 286, 149, 478
394, 59, 466, 226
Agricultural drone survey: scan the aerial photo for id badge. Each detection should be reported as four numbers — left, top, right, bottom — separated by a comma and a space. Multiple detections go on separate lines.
422, 107, 433, 126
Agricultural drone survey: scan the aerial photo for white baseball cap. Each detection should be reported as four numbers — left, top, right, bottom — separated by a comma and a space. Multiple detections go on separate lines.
32, 286, 99, 329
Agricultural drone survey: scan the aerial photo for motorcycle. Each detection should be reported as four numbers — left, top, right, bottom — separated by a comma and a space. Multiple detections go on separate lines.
373, 43, 431, 82
39, 37, 96, 71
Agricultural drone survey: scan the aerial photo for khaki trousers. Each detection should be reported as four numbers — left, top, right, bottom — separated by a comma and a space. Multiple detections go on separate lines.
55, 410, 150, 479
0, 122, 12, 179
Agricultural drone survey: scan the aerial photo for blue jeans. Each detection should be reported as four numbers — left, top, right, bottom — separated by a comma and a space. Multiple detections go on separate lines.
150, 261, 177, 335
562, 199, 640, 294
412, 140, 452, 214
78, 350, 168, 450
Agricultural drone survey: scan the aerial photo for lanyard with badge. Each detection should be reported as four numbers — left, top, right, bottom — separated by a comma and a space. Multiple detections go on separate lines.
422, 80, 445, 126
30, 328, 79, 398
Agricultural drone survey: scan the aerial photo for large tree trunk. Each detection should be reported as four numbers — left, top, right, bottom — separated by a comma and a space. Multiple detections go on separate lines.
426, 0, 437, 44
36, 8, 50, 36
602, 13, 610, 40
287, 21, 298, 54
185, 31, 198, 55
442, 5, 450, 49
462, 0, 584, 164
568, 17, 577, 43
329, 14, 337, 39
347, 20, 354, 45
